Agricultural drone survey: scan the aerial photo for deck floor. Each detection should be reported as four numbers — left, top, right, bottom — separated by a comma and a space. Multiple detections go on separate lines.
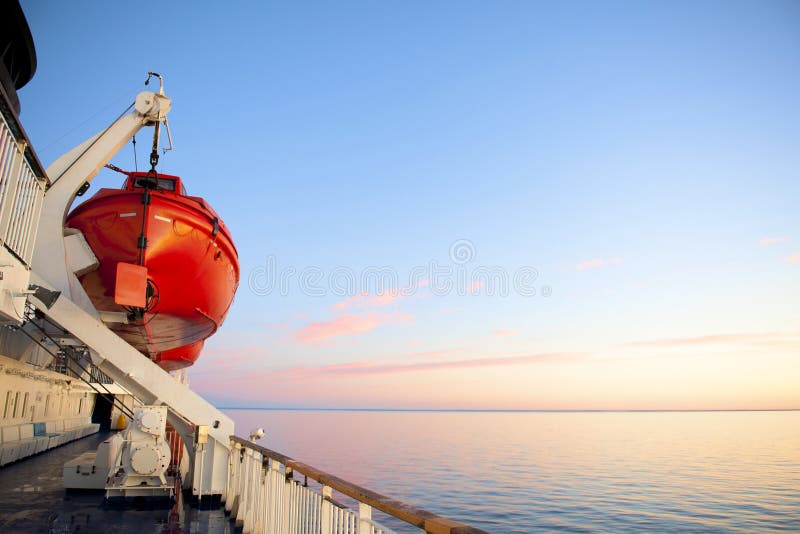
0, 431, 232, 533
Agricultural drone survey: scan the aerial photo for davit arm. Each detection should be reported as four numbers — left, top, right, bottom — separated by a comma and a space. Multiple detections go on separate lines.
31, 90, 171, 302
27, 84, 234, 497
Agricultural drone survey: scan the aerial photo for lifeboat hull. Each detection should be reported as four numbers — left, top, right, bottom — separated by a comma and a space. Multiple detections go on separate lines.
65, 172, 239, 371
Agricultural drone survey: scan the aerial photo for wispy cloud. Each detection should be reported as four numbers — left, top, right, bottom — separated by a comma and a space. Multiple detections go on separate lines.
623, 331, 800, 349
279, 351, 587, 378
201, 345, 263, 359
785, 253, 800, 264
758, 236, 788, 247
494, 328, 518, 338
293, 312, 414, 343
333, 292, 369, 310
406, 348, 465, 360
207, 354, 263, 367
333, 280, 428, 311
333, 292, 399, 310
575, 257, 623, 271
198, 345, 267, 370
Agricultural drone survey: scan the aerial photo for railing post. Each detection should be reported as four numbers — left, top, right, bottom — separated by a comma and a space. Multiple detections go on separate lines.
225, 441, 240, 515
269, 459, 283, 534
0, 140, 24, 245
270, 459, 279, 534
321, 484, 333, 534
242, 448, 256, 533
358, 502, 373, 534
283, 466, 293, 533
234, 446, 249, 529
223, 438, 233, 507
5, 141, 30, 254
21, 175, 46, 263
240, 448, 249, 530
253, 457, 267, 534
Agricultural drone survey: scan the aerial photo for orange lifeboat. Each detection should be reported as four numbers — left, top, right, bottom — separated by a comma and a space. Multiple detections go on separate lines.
65, 170, 239, 371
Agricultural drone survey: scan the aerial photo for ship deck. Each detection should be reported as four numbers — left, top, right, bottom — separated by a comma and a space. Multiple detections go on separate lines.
0, 431, 232, 533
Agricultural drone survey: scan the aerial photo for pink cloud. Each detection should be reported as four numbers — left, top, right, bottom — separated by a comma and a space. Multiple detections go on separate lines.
332, 280, 429, 311
293, 312, 414, 343
196, 345, 267, 370
758, 237, 787, 247
785, 253, 800, 264
201, 345, 263, 359
207, 354, 262, 367
575, 257, 623, 271
406, 348, 465, 360
436, 306, 464, 315
332, 291, 404, 310
495, 328, 518, 338
624, 331, 800, 349
365, 293, 401, 306
279, 351, 586, 378
468, 280, 482, 294
332, 292, 369, 310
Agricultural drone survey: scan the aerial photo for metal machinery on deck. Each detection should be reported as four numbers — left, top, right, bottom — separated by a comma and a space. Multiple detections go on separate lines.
105, 405, 174, 499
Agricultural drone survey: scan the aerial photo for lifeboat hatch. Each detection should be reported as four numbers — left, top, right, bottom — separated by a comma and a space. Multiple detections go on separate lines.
114, 262, 148, 308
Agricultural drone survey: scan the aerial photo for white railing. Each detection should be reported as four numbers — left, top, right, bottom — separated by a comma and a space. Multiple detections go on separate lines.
0, 113, 46, 266
227, 436, 485, 534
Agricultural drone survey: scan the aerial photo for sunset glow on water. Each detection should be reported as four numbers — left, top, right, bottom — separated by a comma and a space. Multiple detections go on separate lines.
227, 409, 800, 533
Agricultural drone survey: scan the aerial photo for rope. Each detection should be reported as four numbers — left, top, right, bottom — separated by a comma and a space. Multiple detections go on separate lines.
132, 134, 138, 172
37, 90, 137, 156
49, 102, 135, 186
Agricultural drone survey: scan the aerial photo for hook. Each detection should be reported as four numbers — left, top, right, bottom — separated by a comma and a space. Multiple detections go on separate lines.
144, 72, 165, 95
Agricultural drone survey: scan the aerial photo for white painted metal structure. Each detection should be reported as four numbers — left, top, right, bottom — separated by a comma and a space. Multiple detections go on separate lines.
63, 432, 123, 489
20, 84, 234, 498
0, 81, 102, 468
0, 356, 100, 466
227, 439, 393, 534
0, 110, 46, 324
226, 437, 485, 534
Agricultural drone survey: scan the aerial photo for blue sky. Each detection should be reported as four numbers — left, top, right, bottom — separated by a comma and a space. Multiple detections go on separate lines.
19, 1, 800, 408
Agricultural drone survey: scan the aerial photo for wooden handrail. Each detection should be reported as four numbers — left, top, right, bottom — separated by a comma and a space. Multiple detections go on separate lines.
230, 435, 488, 534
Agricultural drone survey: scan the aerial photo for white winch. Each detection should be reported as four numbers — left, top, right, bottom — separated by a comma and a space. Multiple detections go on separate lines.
106, 405, 174, 500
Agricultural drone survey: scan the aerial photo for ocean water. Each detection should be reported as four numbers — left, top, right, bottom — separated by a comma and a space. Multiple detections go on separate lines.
224, 410, 800, 533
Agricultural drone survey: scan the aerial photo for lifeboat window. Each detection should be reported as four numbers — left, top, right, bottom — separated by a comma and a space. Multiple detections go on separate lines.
133, 178, 176, 191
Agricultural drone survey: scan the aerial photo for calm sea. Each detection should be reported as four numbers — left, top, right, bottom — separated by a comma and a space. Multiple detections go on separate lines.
223, 410, 799, 533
